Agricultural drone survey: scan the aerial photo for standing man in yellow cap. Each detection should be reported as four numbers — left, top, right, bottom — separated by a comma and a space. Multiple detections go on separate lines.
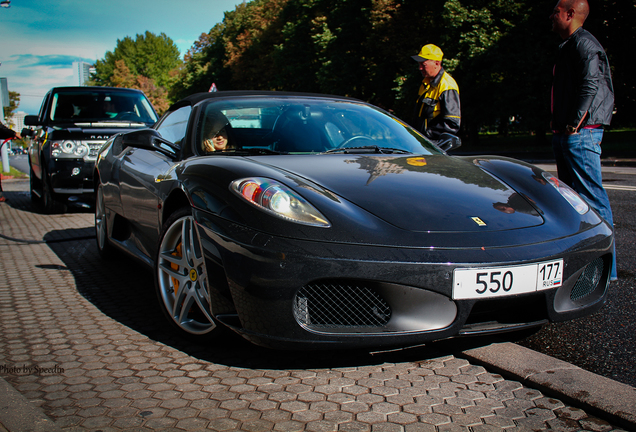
411, 44, 461, 142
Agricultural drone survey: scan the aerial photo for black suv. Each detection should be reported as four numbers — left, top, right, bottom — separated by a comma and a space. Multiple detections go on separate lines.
25, 86, 158, 213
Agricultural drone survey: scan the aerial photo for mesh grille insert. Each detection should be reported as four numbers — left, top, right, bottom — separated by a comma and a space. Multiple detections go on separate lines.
294, 282, 391, 328
571, 257, 604, 301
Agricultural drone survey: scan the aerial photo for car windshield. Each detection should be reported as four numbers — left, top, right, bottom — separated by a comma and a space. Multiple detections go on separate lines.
49, 90, 158, 125
196, 97, 442, 155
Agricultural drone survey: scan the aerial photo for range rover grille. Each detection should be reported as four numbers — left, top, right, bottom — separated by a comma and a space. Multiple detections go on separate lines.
294, 281, 391, 329
85, 141, 106, 160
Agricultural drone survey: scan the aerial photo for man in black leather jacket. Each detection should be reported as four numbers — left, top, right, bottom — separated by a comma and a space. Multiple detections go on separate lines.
550, 0, 617, 280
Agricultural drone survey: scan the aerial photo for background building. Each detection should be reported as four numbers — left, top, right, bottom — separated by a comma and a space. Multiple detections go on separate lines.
72, 61, 92, 86
10, 111, 26, 132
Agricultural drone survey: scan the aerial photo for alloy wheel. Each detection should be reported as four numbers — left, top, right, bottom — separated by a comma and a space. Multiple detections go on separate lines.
156, 213, 216, 335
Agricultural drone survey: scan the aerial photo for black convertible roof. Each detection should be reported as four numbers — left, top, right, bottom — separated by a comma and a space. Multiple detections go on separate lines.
168, 90, 362, 111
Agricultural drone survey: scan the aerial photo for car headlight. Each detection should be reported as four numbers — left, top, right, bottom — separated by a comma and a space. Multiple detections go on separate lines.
51, 140, 89, 158
230, 177, 331, 227
542, 172, 589, 214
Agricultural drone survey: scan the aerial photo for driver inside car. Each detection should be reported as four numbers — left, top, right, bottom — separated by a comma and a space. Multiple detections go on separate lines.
203, 127, 230, 152
202, 111, 234, 153
102, 97, 118, 118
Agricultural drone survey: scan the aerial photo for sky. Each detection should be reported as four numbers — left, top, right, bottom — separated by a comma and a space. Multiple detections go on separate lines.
0, 0, 244, 115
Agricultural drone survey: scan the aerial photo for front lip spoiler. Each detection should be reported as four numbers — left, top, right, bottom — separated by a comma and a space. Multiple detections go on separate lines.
52, 188, 94, 194
458, 320, 548, 336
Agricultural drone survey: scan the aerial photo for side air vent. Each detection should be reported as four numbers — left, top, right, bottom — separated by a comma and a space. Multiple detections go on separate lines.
294, 281, 391, 329
570, 257, 604, 301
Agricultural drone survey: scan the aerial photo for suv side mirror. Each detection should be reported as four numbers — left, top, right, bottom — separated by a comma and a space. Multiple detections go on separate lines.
24, 115, 40, 127
437, 133, 462, 152
21, 128, 35, 138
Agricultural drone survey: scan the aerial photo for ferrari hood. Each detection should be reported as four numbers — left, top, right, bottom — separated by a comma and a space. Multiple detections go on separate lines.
267, 154, 544, 232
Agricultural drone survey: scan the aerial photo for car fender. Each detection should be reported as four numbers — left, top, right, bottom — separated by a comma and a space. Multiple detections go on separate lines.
467, 155, 605, 230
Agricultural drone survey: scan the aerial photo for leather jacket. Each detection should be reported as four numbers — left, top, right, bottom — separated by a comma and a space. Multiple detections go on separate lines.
551, 27, 614, 132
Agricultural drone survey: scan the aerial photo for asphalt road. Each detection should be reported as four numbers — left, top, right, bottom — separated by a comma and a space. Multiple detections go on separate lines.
518, 165, 636, 388
3, 156, 636, 388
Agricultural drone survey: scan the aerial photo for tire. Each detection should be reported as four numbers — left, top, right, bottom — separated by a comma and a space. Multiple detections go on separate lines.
155, 207, 218, 337
29, 163, 39, 204
95, 183, 116, 259
41, 166, 65, 214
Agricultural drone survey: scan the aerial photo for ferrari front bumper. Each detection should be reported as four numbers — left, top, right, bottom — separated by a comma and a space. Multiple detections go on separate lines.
195, 213, 613, 350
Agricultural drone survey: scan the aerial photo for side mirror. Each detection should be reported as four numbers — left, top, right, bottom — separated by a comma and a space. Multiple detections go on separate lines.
24, 115, 40, 126
437, 133, 462, 152
122, 129, 179, 159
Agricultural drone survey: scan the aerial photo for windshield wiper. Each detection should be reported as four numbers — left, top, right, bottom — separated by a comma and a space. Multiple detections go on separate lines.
324, 146, 411, 154
231, 147, 283, 155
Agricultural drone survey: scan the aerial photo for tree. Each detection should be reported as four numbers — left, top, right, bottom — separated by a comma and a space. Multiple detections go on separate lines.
93, 31, 181, 88
3, 91, 20, 120
173, 0, 636, 134
91, 31, 181, 114
110, 60, 171, 114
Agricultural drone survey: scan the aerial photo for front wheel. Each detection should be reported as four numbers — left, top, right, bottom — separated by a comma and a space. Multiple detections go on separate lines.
155, 208, 218, 337
95, 183, 116, 259
29, 163, 39, 203
41, 166, 65, 214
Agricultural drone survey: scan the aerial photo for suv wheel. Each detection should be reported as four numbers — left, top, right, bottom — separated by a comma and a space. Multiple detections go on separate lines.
29, 163, 39, 203
41, 166, 65, 214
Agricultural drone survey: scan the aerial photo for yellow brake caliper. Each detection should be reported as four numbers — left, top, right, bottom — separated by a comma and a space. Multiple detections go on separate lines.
171, 243, 182, 296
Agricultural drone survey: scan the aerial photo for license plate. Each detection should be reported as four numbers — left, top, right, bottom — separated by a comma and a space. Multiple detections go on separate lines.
453, 259, 563, 300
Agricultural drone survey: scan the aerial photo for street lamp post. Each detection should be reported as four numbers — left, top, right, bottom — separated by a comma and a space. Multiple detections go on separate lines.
1, 0, 12, 173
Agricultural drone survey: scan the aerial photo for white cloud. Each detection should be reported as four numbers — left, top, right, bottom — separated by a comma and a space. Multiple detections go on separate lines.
1, 0, 243, 114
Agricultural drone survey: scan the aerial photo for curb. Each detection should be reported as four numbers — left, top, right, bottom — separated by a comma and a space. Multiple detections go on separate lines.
461, 342, 636, 431
0, 377, 61, 432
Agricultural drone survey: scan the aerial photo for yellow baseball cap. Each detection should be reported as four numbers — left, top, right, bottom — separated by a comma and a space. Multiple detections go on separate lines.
411, 44, 444, 62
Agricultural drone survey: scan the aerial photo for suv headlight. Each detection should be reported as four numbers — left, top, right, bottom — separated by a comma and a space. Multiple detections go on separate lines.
51, 140, 89, 158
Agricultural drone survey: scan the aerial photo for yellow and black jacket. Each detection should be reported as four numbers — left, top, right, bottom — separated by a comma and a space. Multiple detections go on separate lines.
414, 67, 461, 141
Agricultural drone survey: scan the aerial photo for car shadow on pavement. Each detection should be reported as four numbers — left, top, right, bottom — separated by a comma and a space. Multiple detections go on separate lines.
2, 189, 94, 215
40, 224, 507, 371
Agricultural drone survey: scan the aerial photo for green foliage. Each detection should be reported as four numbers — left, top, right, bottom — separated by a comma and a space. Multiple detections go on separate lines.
3, 91, 20, 119
158, 0, 636, 137
91, 31, 181, 115
93, 31, 181, 88
93, 31, 181, 86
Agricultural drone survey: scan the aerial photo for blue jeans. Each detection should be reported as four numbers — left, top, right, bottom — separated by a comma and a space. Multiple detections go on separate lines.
552, 128, 617, 280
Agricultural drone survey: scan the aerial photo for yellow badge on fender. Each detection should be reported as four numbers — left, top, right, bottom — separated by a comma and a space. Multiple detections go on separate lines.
471, 217, 487, 226
407, 157, 427, 167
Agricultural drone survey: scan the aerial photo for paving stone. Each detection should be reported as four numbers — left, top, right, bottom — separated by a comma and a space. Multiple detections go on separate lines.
0, 189, 626, 432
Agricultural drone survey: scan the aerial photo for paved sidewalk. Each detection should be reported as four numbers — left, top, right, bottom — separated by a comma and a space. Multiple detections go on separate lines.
0, 179, 634, 432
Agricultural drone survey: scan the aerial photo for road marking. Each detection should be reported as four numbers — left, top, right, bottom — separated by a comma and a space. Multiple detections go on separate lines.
604, 184, 636, 191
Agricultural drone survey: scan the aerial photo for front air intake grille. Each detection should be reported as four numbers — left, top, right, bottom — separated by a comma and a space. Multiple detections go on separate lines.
84, 141, 106, 161
571, 257, 604, 301
294, 282, 391, 329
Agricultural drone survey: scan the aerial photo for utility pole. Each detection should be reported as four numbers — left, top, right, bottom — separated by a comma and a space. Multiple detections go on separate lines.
1, 0, 13, 172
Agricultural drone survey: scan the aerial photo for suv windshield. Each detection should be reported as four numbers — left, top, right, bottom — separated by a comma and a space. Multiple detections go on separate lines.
50, 90, 158, 125
196, 97, 442, 155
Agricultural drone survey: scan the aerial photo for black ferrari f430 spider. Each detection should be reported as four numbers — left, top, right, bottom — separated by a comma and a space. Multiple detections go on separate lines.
94, 91, 613, 350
